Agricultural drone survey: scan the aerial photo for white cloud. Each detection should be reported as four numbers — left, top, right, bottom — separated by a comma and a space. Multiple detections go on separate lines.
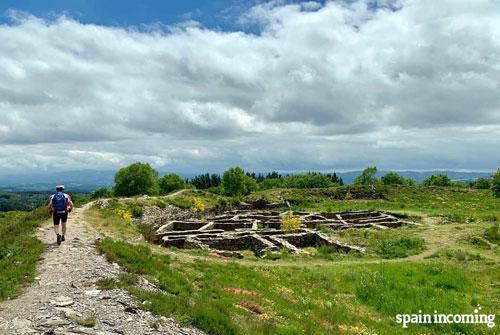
0, 0, 499, 173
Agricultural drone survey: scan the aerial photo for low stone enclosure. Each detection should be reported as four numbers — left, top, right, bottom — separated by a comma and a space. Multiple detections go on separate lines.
146, 210, 410, 258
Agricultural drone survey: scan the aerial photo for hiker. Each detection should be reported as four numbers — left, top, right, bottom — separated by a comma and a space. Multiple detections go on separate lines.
48, 185, 74, 245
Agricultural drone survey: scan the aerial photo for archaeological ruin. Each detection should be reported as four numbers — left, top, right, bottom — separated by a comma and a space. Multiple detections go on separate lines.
143, 209, 410, 258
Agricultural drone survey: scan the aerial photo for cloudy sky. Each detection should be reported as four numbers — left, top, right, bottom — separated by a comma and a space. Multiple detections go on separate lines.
0, 0, 499, 174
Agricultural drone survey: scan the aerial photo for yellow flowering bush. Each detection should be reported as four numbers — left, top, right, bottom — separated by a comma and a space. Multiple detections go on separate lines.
116, 209, 132, 222
192, 197, 205, 212
281, 212, 301, 232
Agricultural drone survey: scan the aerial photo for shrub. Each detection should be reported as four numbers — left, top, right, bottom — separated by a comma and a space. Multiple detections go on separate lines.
127, 204, 144, 218
159, 173, 187, 194
473, 177, 491, 190
207, 185, 224, 195
113, 162, 159, 196
215, 198, 240, 211
116, 209, 132, 222
90, 187, 113, 200
221, 167, 256, 196
192, 197, 205, 212
281, 212, 301, 232
258, 178, 284, 190
353, 166, 378, 185
492, 168, 500, 197
422, 174, 452, 187
380, 172, 405, 185
282, 174, 333, 189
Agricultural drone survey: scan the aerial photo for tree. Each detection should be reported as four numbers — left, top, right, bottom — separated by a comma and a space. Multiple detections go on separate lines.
353, 166, 378, 185
190, 173, 221, 189
221, 167, 256, 196
113, 162, 159, 196
422, 174, 452, 187
381, 172, 406, 185
282, 174, 333, 189
492, 169, 500, 197
473, 177, 491, 190
159, 173, 187, 194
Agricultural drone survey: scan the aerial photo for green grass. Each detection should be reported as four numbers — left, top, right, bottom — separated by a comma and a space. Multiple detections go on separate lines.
86, 200, 141, 239
96, 238, 499, 335
375, 237, 425, 258
483, 224, 499, 245
248, 185, 500, 223
89, 186, 500, 334
0, 207, 47, 300
326, 226, 426, 258
426, 248, 484, 262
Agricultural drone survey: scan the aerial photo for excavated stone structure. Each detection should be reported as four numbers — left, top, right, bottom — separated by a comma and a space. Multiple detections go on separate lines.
151, 210, 408, 258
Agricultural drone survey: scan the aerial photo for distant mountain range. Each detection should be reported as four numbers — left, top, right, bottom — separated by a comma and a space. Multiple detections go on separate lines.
0, 169, 494, 193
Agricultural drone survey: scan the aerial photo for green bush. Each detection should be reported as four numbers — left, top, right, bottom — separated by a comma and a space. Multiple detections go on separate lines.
492, 168, 500, 197
127, 203, 144, 218
159, 174, 187, 194
113, 162, 160, 197
90, 187, 113, 199
215, 198, 240, 211
221, 167, 256, 196
381, 172, 406, 185
258, 178, 284, 190
473, 177, 491, 190
422, 174, 452, 187
282, 174, 333, 189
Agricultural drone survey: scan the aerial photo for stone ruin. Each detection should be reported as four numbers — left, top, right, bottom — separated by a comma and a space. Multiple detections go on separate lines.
147, 210, 409, 258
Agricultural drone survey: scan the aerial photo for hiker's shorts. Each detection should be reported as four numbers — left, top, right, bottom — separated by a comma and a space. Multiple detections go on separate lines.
53, 212, 68, 225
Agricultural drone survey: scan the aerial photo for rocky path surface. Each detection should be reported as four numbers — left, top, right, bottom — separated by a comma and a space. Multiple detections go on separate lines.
0, 204, 204, 335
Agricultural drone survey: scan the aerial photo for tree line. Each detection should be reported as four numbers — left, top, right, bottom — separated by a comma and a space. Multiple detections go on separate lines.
90, 163, 500, 199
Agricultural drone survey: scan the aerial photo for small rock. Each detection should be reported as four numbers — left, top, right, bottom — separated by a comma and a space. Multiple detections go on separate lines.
40, 318, 70, 327
84, 289, 101, 297
10, 317, 31, 329
52, 296, 75, 307
58, 307, 78, 320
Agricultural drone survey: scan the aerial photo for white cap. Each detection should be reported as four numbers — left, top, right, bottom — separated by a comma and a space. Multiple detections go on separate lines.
56, 185, 65, 191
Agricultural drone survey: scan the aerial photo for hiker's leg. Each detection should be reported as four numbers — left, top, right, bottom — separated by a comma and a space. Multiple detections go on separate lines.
53, 214, 60, 234
61, 213, 68, 236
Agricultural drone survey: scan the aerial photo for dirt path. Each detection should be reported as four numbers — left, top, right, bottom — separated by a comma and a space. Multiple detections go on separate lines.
0, 204, 204, 335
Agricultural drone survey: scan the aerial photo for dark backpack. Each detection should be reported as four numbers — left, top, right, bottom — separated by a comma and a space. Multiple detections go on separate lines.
52, 193, 67, 213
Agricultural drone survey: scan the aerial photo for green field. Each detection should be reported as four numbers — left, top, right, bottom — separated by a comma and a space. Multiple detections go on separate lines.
90, 185, 500, 335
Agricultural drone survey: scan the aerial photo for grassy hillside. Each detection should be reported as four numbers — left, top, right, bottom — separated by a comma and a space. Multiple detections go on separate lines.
0, 208, 48, 300
89, 185, 500, 335
247, 185, 500, 222
96, 237, 499, 335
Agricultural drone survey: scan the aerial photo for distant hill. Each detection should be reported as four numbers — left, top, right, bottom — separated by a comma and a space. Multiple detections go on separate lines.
0, 169, 493, 192
0, 170, 115, 192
